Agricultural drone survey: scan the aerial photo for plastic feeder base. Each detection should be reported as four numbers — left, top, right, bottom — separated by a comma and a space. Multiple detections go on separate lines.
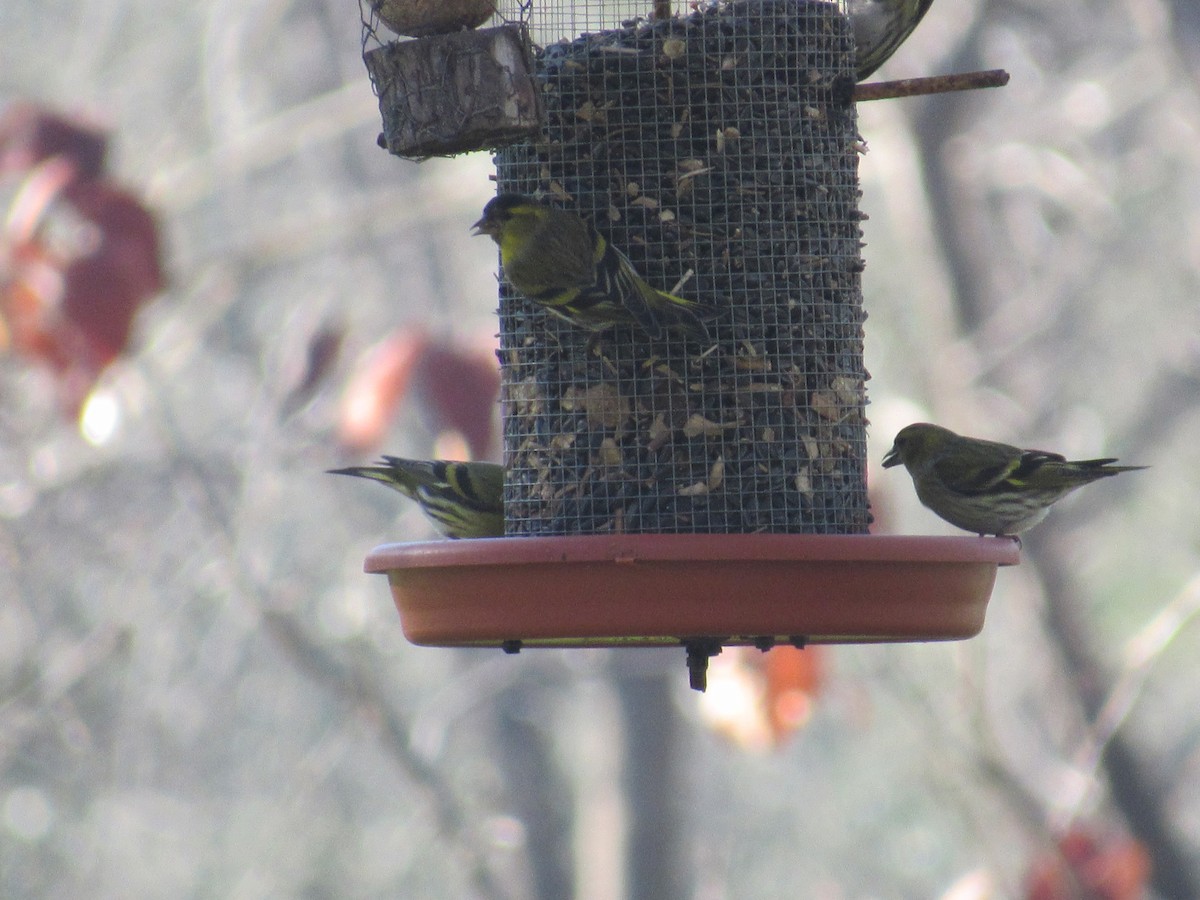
364, 534, 1019, 688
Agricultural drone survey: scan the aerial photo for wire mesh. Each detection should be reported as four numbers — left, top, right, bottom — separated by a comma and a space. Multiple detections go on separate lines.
494, 0, 868, 536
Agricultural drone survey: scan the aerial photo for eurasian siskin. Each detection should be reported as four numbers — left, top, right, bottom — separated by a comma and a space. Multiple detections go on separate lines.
472, 193, 721, 342
328, 457, 503, 539
881, 423, 1145, 536
848, 0, 935, 80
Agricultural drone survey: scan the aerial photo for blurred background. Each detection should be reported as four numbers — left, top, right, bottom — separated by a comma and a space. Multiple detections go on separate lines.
2, 0, 1198, 897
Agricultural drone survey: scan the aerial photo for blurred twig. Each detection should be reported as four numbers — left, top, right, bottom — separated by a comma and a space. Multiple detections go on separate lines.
146, 83, 377, 212
1025, 531, 1200, 900
132, 356, 514, 900
0, 623, 132, 771
263, 611, 514, 900
1069, 571, 1200, 803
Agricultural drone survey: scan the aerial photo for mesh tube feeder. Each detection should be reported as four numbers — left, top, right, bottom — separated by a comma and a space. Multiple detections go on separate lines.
363, 0, 1018, 690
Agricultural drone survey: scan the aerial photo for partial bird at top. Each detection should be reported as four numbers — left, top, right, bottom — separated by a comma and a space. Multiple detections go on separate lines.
847, 0, 936, 80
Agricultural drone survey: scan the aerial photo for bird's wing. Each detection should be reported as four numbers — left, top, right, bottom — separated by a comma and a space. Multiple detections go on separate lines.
929, 454, 1012, 495
417, 462, 505, 539
931, 442, 1064, 495
504, 212, 596, 297
1001, 449, 1069, 487
553, 220, 602, 288
469, 462, 506, 507
599, 241, 665, 337
441, 462, 503, 511
378, 456, 439, 492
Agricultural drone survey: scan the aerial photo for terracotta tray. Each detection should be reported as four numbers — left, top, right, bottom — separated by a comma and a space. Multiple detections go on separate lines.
364, 534, 1019, 648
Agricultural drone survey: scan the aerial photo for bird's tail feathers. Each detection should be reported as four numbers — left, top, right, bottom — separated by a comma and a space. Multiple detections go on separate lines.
327, 457, 444, 500
325, 463, 422, 501
1049, 458, 1149, 485
652, 289, 725, 341
1089, 463, 1148, 475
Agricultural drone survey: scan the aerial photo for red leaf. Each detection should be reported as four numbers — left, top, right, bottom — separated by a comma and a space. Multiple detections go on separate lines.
762, 644, 825, 744
410, 336, 500, 460
337, 328, 500, 459
280, 325, 345, 416
1025, 826, 1151, 900
1, 146, 165, 416
337, 330, 430, 452
0, 102, 109, 182
699, 645, 826, 750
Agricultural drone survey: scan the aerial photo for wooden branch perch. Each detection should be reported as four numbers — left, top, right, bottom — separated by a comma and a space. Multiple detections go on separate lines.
854, 69, 1010, 102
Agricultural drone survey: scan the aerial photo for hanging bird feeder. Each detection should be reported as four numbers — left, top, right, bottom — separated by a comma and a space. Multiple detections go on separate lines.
362, 0, 542, 158
360, 0, 1015, 690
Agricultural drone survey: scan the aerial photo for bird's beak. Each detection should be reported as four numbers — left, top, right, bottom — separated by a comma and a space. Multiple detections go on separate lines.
881, 446, 901, 468
470, 216, 490, 236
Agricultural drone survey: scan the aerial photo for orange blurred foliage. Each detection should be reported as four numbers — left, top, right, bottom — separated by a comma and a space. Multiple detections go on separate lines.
1025, 825, 1151, 900
700, 644, 825, 750
337, 328, 500, 460
0, 103, 165, 417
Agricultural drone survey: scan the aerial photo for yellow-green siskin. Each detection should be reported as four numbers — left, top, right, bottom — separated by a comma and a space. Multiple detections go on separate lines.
882, 423, 1145, 536
328, 457, 503, 539
848, 0, 936, 80
472, 194, 721, 341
